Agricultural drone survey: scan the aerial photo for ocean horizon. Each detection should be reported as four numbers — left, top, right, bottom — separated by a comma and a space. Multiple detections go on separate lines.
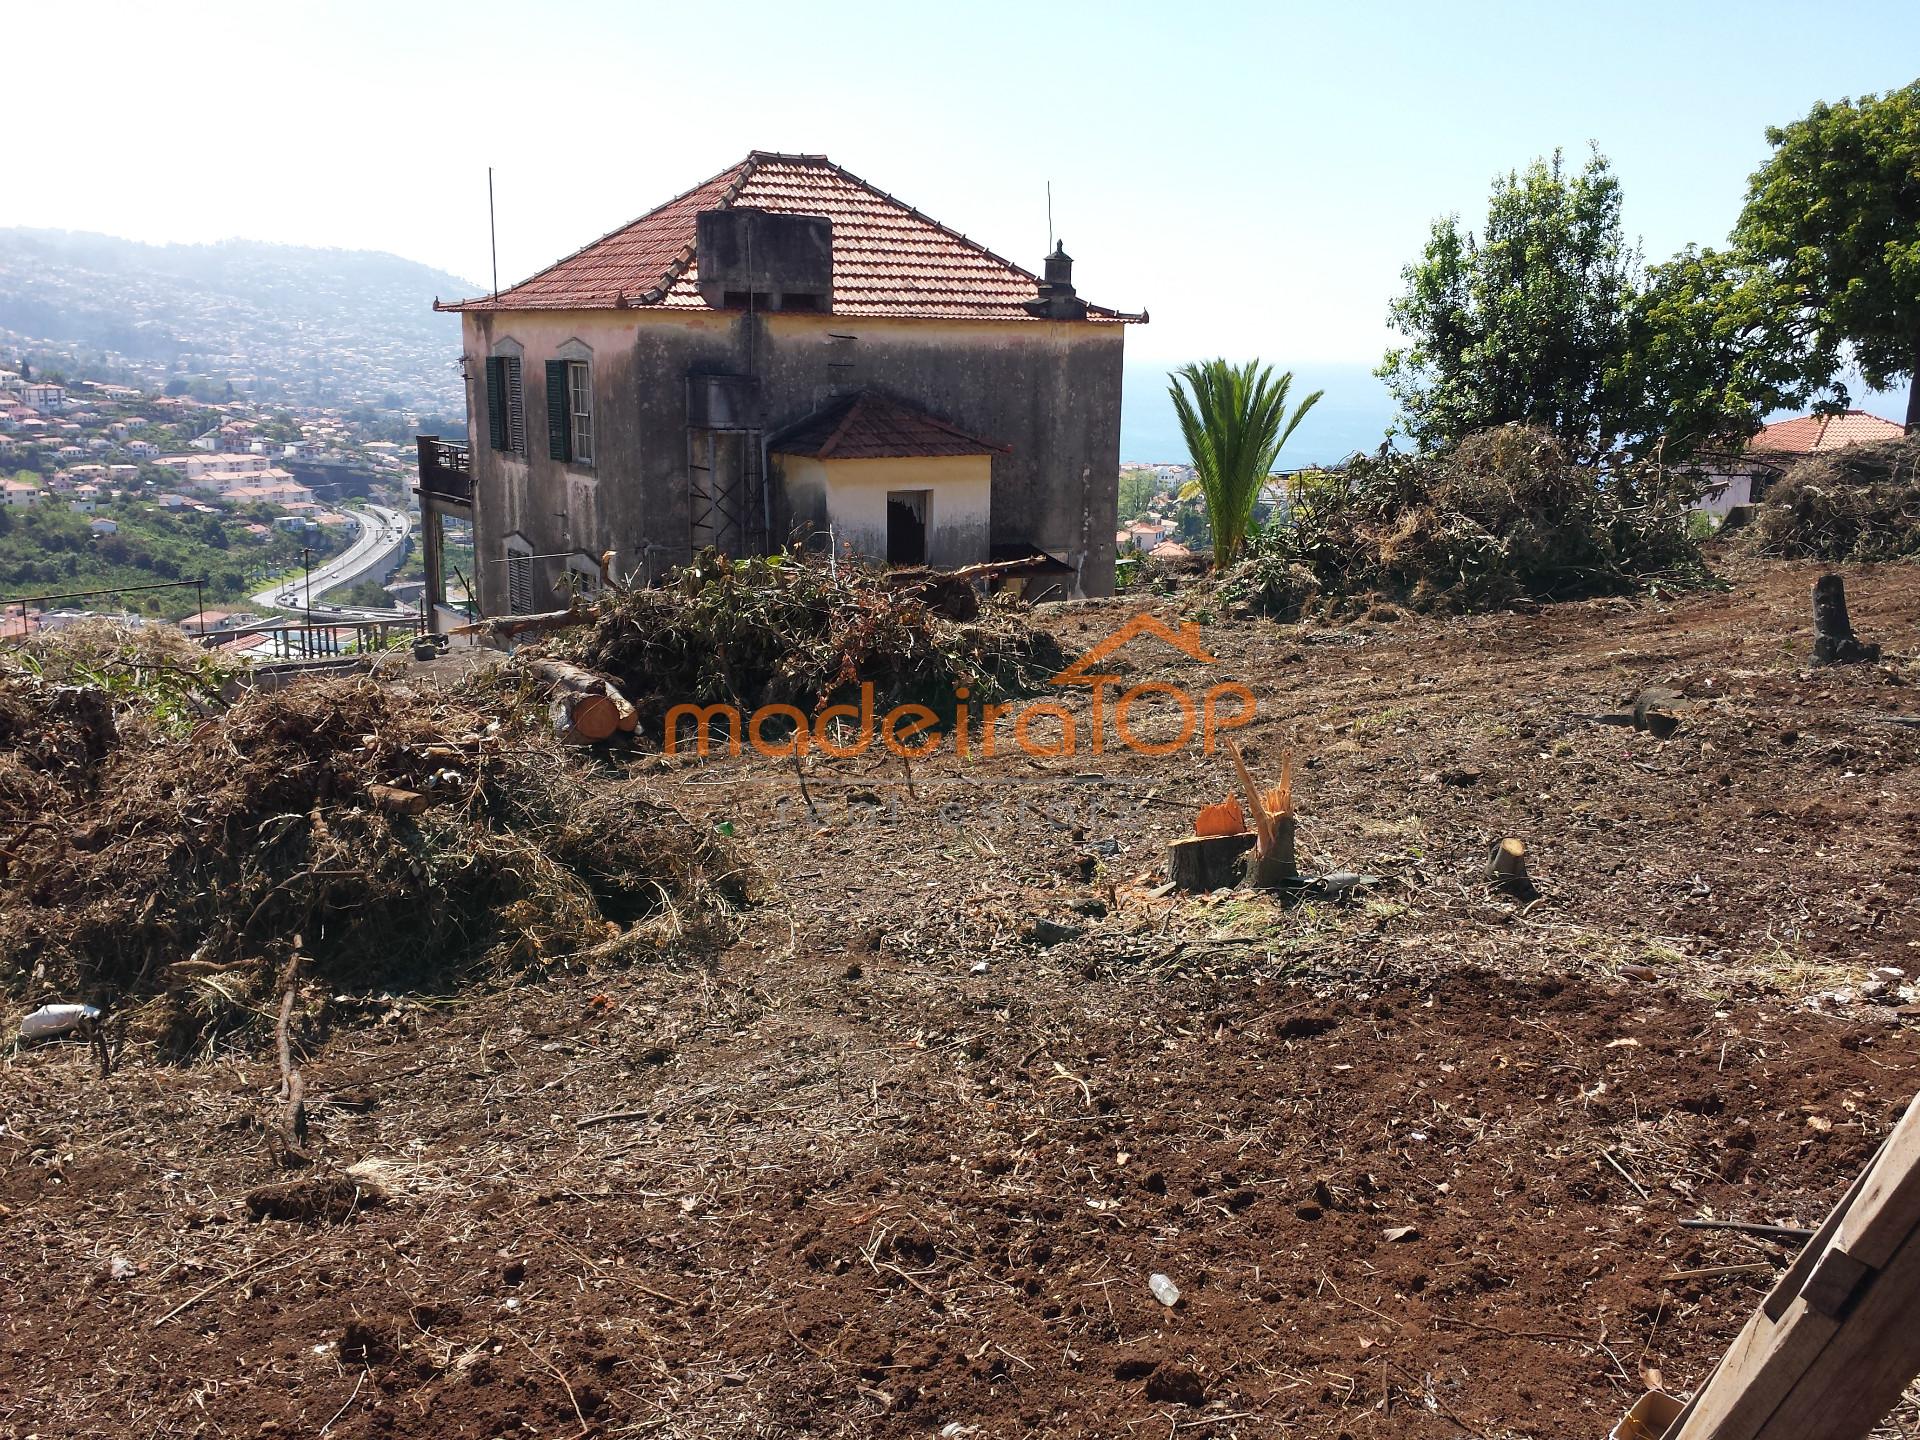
1121, 360, 1396, 468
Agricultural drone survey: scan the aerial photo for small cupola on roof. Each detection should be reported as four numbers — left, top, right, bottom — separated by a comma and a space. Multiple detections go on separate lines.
1024, 242, 1087, 320
695, 207, 834, 313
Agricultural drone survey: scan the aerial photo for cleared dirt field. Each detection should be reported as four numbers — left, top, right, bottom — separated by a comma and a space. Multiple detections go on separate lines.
5, 555, 1920, 1438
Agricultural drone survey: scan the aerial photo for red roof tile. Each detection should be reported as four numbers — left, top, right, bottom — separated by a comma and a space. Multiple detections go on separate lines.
771, 391, 1009, 460
442, 152, 1139, 323
1750, 410, 1905, 455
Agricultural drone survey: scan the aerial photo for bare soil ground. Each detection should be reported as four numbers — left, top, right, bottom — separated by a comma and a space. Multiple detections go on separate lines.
6, 555, 1920, 1438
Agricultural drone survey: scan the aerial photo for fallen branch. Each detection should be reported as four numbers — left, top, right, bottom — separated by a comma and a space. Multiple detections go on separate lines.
150, 1243, 302, 1327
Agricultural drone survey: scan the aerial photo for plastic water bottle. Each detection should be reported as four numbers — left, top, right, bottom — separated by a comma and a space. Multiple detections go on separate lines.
1148, 1272, 1181, 1307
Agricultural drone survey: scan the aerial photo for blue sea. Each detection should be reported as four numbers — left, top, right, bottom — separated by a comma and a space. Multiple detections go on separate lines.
1121, 360, 1396, 468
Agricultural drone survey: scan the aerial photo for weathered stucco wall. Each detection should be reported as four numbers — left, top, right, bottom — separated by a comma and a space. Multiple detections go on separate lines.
777, 453, 992, 567
459, 308, 1125, 615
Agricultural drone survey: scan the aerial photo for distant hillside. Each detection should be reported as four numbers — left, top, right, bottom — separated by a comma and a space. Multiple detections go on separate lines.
0, 230, 475, 411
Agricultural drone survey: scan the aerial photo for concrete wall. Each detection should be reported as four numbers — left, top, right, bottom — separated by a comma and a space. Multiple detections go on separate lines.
458, 307, 1124, 615
780, 453, 991, 567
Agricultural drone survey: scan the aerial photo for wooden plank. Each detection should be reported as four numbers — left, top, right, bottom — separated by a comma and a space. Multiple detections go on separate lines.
1668, 1093, 1920, 1440
1756, 1213, 1920, 1437
1825, 1093, 1920, 1273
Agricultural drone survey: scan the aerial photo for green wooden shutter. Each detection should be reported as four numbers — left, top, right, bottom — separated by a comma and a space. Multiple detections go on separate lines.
545, 361, 571, 462
485, 358, 509, 450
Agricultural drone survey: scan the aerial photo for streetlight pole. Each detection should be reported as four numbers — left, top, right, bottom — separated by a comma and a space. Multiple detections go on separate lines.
303, 546, 313, 617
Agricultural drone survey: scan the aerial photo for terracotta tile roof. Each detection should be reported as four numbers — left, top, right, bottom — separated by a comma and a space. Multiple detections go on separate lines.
441, 152, 1141, 323
1750, 410, 1905, 455
770, 390, 1009, 461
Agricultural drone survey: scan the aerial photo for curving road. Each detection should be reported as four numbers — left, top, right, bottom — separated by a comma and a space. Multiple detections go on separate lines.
251, 503, 414, 619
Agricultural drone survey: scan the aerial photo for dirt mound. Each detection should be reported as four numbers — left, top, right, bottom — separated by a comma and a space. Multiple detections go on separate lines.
549, 550, 1065, 731
0, 630, 745, 1051
1223, 425, 1709, 617
1750, 433, 1920, 561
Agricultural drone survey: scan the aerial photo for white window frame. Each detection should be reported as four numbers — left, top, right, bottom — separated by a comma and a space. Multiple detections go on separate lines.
567, 359, 593, 466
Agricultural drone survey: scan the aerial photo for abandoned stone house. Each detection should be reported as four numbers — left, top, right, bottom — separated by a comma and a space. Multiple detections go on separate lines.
418, 151, 1144, 621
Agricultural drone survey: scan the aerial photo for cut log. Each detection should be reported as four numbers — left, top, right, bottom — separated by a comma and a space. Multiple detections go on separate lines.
551, 691, 619, 745
451, 606, 585, 642
367, 784, 430, 816
1169, 833, 1256, 892
1812, 573, 1880, 665
1487, 837, 1537, 900
528, 659, 639, 734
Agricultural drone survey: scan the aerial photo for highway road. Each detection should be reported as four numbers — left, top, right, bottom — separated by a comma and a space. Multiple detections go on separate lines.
251, 503, 414, 619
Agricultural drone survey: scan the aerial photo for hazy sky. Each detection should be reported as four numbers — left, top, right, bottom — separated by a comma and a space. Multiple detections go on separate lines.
7, 1, 1918, 366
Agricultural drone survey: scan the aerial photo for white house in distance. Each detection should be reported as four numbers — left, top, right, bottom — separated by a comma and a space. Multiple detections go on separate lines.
1696, 409, 1907, 516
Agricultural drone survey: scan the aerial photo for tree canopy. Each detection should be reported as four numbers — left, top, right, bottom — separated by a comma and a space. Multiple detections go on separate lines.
1733, 82, 1920, 430
1379, 150, 1639, 458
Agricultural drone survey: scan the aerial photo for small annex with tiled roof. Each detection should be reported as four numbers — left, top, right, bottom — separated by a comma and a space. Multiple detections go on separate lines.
1749, 410, 1905, 456
440, 152, 1142, 324
427, 150, 1140, 620
771, 391, 1009, 461
773, 392, 1010, 569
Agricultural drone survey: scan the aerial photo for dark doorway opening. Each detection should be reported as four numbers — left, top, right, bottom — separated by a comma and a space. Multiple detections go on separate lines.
887, 490, 929, 566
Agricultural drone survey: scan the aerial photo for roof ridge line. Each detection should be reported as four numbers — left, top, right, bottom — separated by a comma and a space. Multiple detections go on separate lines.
646, 152, 768, 303
818, 390, 870, 459
794, 156, 1045, 287
441, 155, 757, 310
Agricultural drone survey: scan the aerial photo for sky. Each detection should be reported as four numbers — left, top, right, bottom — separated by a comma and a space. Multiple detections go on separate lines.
6, 0, 1918, 435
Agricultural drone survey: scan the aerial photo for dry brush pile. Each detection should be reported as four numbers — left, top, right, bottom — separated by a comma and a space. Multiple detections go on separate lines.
1222, 424, 1710, 618
545, 549, 1067, 730
1750, 433, 1920, 561
0, 625, 746, 1053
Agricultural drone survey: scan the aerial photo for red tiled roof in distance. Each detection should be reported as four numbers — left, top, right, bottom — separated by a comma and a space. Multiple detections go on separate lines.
440, 152, 1141, 324
770, 391, 1010, 461
1750, 410, 1905, 455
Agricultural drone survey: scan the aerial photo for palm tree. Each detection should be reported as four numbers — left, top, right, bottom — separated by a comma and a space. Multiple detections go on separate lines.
1168, 360, 1322, 569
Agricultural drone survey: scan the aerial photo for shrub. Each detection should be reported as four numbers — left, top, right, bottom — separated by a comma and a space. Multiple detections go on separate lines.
1222, 425, 1708, 617
1748, 434, 1920, 561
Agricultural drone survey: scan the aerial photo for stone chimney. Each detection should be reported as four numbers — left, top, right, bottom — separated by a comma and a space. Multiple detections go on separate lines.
1024, 242, 1089, 320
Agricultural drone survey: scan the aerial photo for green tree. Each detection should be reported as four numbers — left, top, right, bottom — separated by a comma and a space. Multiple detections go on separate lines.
1733, 83, 1920, 430
1169, 359, 1321, 569
1612, 246, 1809, 455
1380, 149, 1637, 458
1117, 467, 1159, 521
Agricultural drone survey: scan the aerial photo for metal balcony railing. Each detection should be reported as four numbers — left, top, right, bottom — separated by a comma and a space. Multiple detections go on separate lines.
415, 434, 472, 504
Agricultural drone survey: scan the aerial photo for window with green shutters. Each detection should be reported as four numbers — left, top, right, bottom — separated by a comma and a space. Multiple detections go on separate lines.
484, 355, 524, 453
545, 360, 572, 463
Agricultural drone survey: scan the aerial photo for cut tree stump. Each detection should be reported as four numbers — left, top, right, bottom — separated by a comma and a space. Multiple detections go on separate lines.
1812, 574, 1880, 665
1168, 833, 1256, 892
1487, 837, 1537, 900
1244, 815, 1298, 890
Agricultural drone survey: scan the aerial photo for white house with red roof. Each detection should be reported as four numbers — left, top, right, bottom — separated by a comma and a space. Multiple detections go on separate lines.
1696, 409, 1907, 516
428, 151, 1143, 619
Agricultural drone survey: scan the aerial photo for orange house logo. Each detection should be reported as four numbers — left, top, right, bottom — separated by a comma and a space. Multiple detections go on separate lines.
666, 611, 1254, 761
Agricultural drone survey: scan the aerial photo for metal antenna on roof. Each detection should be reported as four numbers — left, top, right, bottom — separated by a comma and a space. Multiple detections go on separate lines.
1046, 181, 1054, 254
488, 166, 500, 299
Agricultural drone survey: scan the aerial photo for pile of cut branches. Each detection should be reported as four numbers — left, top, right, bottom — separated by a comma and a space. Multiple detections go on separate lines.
547, 550, 1065, 730
0, 626, 745, 1052
1749, 434, 1920, 561
1222, 425, 1709, 617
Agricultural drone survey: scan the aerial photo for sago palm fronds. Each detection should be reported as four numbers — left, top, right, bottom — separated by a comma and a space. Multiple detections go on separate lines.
1169, 359, 1323, 568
